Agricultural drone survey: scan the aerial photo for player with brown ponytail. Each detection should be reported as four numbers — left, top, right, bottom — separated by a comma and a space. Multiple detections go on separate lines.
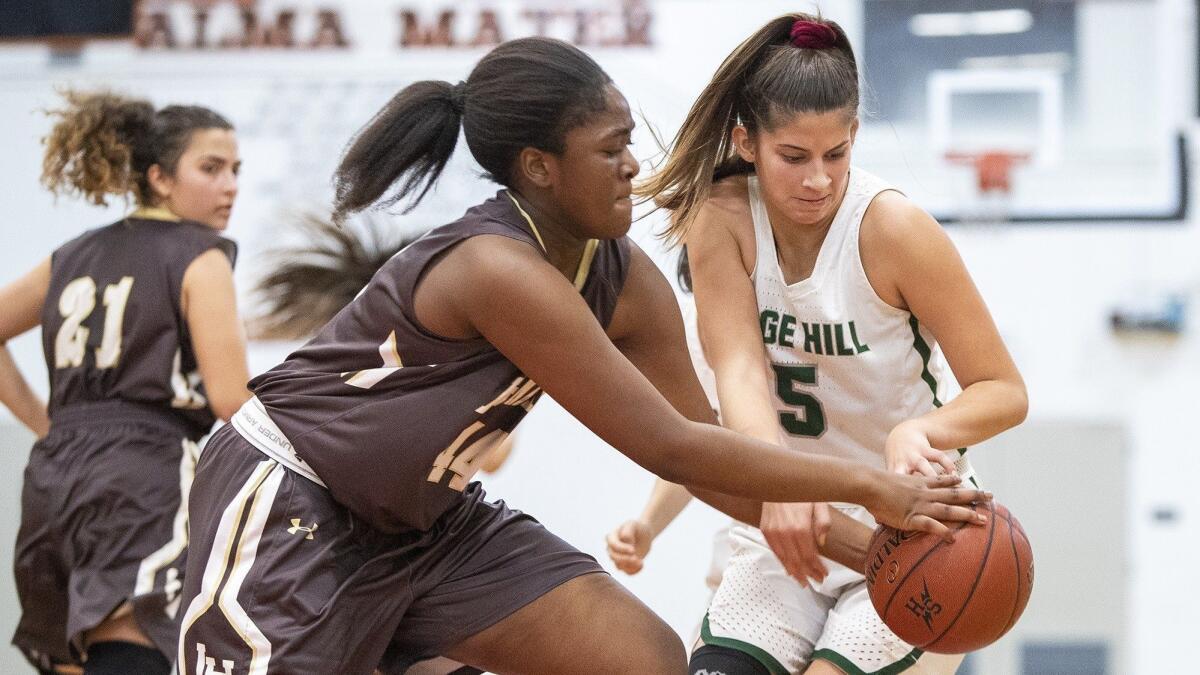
629, 13, 1026, 675
2, 89, 251, 674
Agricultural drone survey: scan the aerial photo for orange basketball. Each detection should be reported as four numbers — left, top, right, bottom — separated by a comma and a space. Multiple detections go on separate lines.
864, 500, 1034, 654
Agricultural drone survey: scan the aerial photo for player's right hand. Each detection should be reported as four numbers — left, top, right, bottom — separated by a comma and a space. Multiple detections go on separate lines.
605, 519, 653, 574
869, 472, 991, 542
760, 501, 830, 586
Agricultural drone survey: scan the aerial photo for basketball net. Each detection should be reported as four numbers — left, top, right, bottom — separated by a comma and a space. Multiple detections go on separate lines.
944, 151, 1030, 226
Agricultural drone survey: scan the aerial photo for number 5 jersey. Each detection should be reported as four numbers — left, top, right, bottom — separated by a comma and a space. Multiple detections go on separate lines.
747, 170, 966, 471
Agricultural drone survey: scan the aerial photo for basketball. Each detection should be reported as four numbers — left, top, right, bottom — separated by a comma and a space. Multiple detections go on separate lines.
864, 501, 1034, 654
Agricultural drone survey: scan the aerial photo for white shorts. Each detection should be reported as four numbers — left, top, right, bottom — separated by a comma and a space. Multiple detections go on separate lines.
703, 505, 964, 675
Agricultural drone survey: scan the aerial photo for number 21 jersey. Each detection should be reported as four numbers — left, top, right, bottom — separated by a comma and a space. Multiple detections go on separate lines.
41, 210, 236, 439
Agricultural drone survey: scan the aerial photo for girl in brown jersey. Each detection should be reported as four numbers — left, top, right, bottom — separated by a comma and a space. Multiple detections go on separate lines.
177, 37, 989, 675
0, 90, 252, 674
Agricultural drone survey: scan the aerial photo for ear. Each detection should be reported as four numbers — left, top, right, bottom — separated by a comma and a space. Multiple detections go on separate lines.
145, 164, 173, 203
731, 126, 756, 164
515, 147, 555, 189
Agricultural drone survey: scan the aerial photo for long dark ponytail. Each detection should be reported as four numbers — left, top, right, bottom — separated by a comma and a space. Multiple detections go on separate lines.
252, 213, 427, 340
332, 37, 613, 224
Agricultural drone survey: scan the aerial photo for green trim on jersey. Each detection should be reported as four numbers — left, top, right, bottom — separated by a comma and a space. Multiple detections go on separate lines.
811, 647, 923, 674
908, 315, 968, 456
907, 315, 943, 407
701, 614, 789, 675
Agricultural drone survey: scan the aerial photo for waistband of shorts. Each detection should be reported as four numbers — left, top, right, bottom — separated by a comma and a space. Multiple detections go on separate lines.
50, 400, 193, 435
232, 396, 327, 488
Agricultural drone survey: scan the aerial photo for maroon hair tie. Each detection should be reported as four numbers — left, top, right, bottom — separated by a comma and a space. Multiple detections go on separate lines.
790, 19, 838, 49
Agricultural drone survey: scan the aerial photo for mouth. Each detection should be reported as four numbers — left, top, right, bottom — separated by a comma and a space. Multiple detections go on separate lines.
794, 195, 829, 207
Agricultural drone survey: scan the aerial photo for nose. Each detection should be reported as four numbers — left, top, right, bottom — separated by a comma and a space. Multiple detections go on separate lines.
621, 147, 640, 180
801, 160, 832, 191
224, 170, 239, 198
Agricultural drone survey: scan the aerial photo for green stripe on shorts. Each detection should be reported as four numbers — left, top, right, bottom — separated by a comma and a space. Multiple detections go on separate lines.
700, 614, 789, 675
811, 646, 923, 675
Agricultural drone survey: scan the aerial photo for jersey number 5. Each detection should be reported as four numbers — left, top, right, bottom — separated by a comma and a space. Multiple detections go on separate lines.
771, 364, 826, 438
54, 276, 134, 369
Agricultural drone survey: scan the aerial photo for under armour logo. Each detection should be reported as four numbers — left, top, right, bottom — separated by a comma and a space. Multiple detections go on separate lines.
693, 670, 728, 675
287, 518, 318, 539
195, 642, 234, 675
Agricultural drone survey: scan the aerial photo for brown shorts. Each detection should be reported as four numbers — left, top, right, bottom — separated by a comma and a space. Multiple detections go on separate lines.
12, 401, 200, 670
179, 424, 602, 675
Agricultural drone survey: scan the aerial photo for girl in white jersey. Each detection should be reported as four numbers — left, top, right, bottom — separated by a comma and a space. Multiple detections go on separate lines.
623, 14, 1028, 675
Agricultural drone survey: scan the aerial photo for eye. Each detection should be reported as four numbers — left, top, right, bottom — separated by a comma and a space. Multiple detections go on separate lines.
781, 155, 804, 164
828, 151, 847, 160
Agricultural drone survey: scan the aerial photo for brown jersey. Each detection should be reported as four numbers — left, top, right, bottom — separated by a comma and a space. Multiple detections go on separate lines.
249, 191, 631, 532
40, 209, 236, 439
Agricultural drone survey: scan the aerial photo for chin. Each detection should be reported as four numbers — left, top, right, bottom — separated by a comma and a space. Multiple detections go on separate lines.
606, 214, 633, 239
791, 207, 831, 227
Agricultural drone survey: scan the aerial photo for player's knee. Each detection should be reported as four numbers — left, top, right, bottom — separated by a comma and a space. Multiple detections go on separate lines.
689, 644, 770, 675
642, 621, 687, 673
619, 614, 685, 673
83, 641, 170, 675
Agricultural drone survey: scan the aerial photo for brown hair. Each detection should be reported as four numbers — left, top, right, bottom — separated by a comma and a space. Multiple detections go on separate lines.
638, 13, 858, 242
41, 89, 232, 207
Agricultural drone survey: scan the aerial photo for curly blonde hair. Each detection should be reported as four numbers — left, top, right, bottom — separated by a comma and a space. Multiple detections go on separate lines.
41, 89, 233, 207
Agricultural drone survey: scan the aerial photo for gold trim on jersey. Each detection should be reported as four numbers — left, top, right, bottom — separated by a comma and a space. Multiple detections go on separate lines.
572, 239, 599, 291
134, 438, 199, 618
505, 192, 598, 291
129, 206, 183, 222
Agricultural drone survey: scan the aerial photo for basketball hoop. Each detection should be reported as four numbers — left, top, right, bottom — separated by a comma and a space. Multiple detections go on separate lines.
944, 150, 1031, 225
944, 150, 1031, 195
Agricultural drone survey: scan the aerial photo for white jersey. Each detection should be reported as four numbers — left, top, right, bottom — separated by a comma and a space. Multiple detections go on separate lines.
699, 170, 970, 674
748, 169, 964, 470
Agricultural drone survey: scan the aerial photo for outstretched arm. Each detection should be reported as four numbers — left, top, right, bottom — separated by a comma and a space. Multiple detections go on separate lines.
609, 244, 877, 572
425, 235, 987, 535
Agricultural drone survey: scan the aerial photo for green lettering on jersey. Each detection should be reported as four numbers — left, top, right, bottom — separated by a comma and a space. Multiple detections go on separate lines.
779, 314, 797, 348
760, 310, 780, 345
802, 321, 822, 355
833, 323, 855, 356
848, 320, 870, 354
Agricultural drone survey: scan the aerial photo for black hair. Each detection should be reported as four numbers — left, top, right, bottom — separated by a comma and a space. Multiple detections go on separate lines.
332, 37, 613, 222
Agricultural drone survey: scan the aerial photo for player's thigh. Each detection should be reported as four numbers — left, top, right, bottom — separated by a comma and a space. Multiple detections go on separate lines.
444, 572, 686, 675
804, 659, 848, 674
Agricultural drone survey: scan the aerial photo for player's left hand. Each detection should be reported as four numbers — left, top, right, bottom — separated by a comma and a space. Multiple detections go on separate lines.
885, 420, 957, 477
